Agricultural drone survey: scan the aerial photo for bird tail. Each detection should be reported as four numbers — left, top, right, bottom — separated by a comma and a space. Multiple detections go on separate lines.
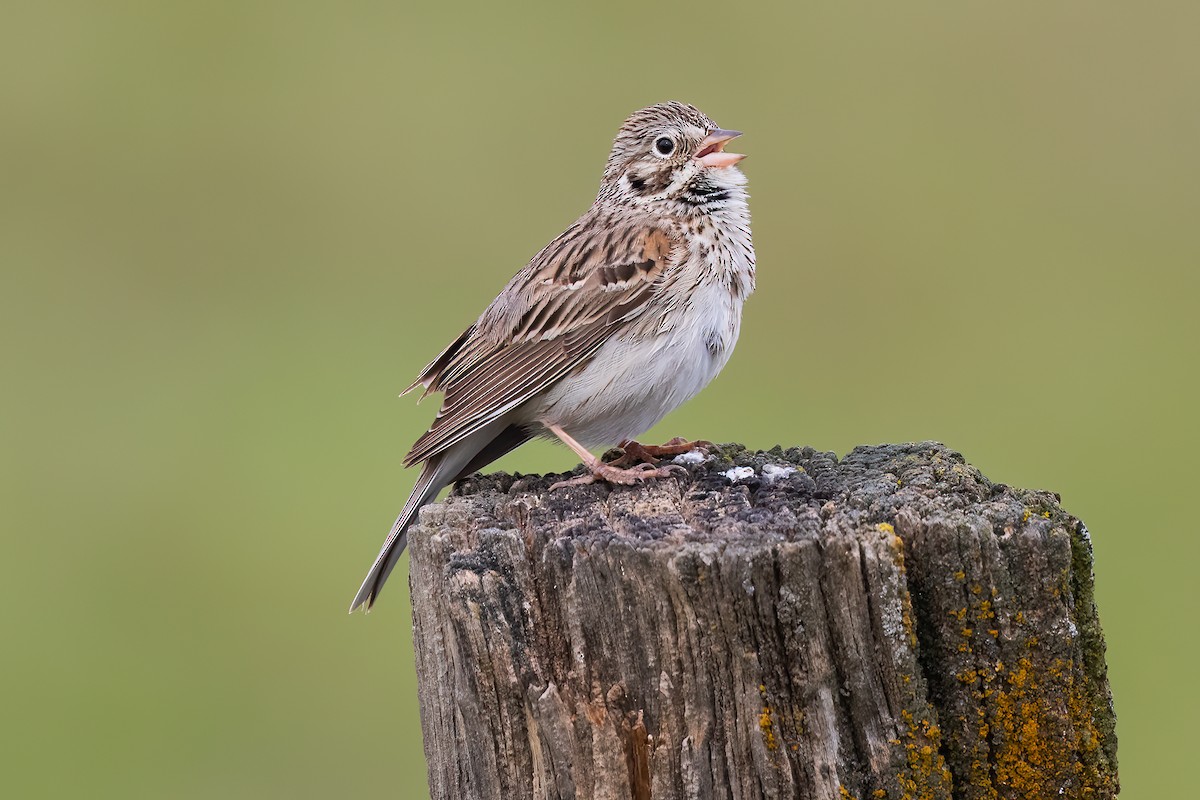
349, 416, 530, 613
348, 460, 445, 613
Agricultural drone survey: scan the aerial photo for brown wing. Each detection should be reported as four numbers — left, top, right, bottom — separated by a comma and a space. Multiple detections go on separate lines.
401, 217, 678, 468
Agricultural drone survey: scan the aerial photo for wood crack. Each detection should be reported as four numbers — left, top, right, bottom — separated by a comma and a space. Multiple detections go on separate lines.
409, 442, 1118, 799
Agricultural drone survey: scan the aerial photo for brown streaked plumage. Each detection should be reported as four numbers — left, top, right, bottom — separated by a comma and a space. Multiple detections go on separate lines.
351, 101, 754, 611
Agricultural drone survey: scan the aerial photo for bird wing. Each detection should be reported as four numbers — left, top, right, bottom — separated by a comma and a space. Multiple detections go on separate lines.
401, 217, 679, 468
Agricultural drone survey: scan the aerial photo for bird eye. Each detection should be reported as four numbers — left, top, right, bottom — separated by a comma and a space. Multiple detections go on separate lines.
654, 136, 675, 156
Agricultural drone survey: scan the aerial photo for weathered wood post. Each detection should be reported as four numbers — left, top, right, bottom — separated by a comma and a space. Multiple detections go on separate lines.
408, 442, 1118, 799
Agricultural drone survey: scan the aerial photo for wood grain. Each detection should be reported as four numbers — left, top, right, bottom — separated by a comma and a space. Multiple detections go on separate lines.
407, 442, 1117, 800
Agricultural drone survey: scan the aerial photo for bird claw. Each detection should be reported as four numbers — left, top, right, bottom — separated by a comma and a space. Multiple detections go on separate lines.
550, 461, 687, 491
609, 437, 715, 467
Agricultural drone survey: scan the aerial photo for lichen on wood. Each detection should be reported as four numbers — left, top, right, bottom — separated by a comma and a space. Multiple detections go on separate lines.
407, 442, 1117, 799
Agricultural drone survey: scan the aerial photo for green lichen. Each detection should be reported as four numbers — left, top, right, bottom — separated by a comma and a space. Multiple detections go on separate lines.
1068, 522, 1119, 786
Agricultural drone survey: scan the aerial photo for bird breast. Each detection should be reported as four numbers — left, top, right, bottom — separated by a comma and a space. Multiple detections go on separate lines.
533, 219, 753, 447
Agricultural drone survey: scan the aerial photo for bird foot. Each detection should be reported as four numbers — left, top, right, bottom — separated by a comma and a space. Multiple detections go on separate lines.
608, 437, 715, 467
550, 461, 686, 491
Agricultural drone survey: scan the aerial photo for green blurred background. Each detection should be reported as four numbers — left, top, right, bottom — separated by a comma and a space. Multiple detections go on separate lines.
2, 1, 1195, 797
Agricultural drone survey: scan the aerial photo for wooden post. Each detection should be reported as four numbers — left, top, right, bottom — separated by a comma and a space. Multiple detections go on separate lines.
407, 442, 1117, 800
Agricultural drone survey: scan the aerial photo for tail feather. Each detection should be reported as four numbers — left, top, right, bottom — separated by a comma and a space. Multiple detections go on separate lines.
450, 424, 532, 483
348, 460, 444, 612
349, 415, 521, 613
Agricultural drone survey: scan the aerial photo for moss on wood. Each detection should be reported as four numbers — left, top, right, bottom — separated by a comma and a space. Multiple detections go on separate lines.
411, 442, 1117, 799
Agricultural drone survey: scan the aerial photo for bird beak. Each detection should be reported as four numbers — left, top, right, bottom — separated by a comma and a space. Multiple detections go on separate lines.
695, 128, 745, 168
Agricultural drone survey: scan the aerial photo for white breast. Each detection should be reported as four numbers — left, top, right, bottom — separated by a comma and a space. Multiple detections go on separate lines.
536, 285, 738, 446
534, 209, 754, 448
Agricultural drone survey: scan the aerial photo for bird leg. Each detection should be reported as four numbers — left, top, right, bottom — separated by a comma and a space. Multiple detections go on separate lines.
608, 437, 715, 467
545, 423, 685, 490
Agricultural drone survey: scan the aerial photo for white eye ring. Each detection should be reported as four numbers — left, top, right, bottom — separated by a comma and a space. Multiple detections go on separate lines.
653, 136, 676, 157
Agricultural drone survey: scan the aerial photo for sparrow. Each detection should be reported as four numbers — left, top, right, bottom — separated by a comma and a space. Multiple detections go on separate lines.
351, 101, 754, 611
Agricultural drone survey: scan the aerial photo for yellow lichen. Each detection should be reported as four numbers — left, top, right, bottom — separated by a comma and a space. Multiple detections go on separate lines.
877, 522, 895, 534
951, 649, 1116, 798
891, 707, 953, 800
758, 706, 778, 750
900, 591, 919, 648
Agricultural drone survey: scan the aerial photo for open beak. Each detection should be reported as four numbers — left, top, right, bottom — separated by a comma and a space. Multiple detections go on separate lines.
695, 128, 745, 168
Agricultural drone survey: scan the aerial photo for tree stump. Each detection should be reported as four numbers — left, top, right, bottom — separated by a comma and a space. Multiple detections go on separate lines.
407, 442, 1117, 800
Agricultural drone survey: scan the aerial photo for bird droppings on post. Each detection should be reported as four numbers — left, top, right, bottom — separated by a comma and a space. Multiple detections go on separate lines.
672, 449, 710, 465
721, 465, 756, 482
761, 463, 798, 483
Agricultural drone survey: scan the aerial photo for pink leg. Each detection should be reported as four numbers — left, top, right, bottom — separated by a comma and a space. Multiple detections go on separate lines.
608, 437, 715, 467
545, 423, 685, 490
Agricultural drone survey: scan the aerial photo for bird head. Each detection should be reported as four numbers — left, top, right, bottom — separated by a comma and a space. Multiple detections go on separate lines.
599, 101, 746, 208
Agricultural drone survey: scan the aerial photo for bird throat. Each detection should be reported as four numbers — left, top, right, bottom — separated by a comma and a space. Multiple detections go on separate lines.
675, 168, 748, 214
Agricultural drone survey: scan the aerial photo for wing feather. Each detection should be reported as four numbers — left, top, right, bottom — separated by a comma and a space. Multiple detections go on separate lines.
401, 217, 678, 468
401, 324, 475, 400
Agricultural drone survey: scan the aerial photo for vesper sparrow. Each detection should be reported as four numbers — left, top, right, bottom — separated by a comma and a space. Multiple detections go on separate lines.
351, 101, 754, 611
